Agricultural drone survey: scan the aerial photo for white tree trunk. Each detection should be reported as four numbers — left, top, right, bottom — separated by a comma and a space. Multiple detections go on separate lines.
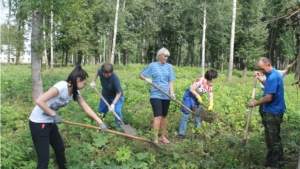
227, 0, 237, 81
7, 0, 11, 64
43, 17, 48, 69
110, 0, 120, 64
50, 5, 54, 68
103, 35, 106, 62
31, 8, 44, 102
201, 2, 207, 78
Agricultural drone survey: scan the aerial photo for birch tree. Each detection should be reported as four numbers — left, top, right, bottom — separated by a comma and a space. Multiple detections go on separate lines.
7, 0, 11, 64
110, 0, 120, 64
31, 7, 44, 102
50, 3, 53, 68
227, 0, 236, 82
201, 1, 207, 78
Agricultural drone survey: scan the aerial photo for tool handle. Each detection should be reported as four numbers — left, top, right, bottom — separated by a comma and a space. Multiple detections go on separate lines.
62, 120, 152, 143
242, 77, 257, 145
93, 87, 124, 124
149, 82, 196, 115
150, 82, 238, 131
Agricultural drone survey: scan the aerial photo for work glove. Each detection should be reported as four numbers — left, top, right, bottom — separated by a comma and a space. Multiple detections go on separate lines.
52, 114, 62, 124
208, 102, 214, 111
170, 93, 176, 100
145, 78, 152, 84
99, 123, 107, 133
196, 94, 203, 104
90, 81, 96, 88
109, 104, 115, 112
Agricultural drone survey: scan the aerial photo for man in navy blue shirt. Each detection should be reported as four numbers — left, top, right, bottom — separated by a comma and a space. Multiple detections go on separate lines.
249, 57, 286, 168
90, 63, 124, 128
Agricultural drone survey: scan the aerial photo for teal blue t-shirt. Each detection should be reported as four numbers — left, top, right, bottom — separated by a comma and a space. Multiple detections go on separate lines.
140, 61, 176, 100
263, 68, 286, 114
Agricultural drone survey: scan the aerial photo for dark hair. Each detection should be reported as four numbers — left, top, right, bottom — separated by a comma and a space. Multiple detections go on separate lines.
66, 66, 89, 101
101, 62, 113, 73
205, 69, 218, 80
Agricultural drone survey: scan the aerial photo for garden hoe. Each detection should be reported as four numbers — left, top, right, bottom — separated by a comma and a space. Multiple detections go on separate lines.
62, 120, 161, 149
93, 87, 137, 136
148, 82, 238, 132
242, 76, 257, 146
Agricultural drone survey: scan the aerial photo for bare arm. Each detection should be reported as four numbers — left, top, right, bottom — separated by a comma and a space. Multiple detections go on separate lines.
139, 74, 147, 80
189, 84, 199, 97
249, 94, 273, 107
208, 91, 213, 103
254, 71, 265, 85
35, 87, 59, 116
77, 96, 104, 124
169, 81, 174, 95
112, 92, 122, 105
92, 71, 99, 82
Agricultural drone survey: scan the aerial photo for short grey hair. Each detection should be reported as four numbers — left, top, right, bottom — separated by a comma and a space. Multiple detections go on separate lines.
156, 47, 170, 60
259, 57, 272, 65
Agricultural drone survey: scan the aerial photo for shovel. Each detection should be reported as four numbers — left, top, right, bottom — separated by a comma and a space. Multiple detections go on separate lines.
93, 87, 137, 136
242, 76, 257, 146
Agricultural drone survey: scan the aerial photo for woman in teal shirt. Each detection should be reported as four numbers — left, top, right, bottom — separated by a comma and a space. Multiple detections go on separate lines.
139, 47, 176, 144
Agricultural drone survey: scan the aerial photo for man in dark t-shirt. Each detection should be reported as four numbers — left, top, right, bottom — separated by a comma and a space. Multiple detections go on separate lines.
90, 63, 123, 127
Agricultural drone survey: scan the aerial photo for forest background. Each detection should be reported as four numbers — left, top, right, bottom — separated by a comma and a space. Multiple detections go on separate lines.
1, 0, 300, 168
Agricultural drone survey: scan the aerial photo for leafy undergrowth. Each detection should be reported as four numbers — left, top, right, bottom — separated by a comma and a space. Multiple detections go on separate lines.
1, 64, 299, 169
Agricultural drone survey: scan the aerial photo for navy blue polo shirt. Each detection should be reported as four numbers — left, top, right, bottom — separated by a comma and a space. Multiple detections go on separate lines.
98, 69, 122, 98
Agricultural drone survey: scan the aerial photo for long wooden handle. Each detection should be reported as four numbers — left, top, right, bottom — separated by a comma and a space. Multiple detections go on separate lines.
148, 82, 196, 115
62, 120, 152, 143
93, 87, 123, 124
243, 77, 257, 145
149, 82, 238, 132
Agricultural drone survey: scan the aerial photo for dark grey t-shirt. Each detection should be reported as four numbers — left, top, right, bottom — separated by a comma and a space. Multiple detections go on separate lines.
98, 69, 123, 98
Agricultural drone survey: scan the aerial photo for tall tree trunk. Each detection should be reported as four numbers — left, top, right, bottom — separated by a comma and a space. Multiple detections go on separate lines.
43, 16, 48, 69
295, 33, 300, 80
178, 40, 182, 66
227, 0, 237, 82
103, 35, 106, 62
201, 2, 207, 77
76, 51, 82, 66
50, 5, 54, 68
118, 50, 120, 65
31, 8, 44, 103
7, 0, 11, 64
65, 49, 68, 66
110, 0, 120, 64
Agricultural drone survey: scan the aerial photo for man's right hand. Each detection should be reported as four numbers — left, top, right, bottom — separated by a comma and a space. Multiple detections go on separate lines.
254, 71, 260, 77
196, 94, 203, 104
90, 81, 96, 88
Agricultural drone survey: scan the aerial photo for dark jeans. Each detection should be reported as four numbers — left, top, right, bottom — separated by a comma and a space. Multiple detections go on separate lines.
259, 106, 284, 167
29, 121, 67, 169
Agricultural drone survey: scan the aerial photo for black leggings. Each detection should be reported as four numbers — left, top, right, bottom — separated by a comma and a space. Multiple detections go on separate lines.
150, 98, 170, 117
29, 121, 67, 169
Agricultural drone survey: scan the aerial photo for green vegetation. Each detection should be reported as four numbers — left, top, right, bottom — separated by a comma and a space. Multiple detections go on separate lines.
1, 64, 300, 168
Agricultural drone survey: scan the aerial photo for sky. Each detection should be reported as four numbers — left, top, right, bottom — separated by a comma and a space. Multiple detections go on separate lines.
0, 3, 8, 25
